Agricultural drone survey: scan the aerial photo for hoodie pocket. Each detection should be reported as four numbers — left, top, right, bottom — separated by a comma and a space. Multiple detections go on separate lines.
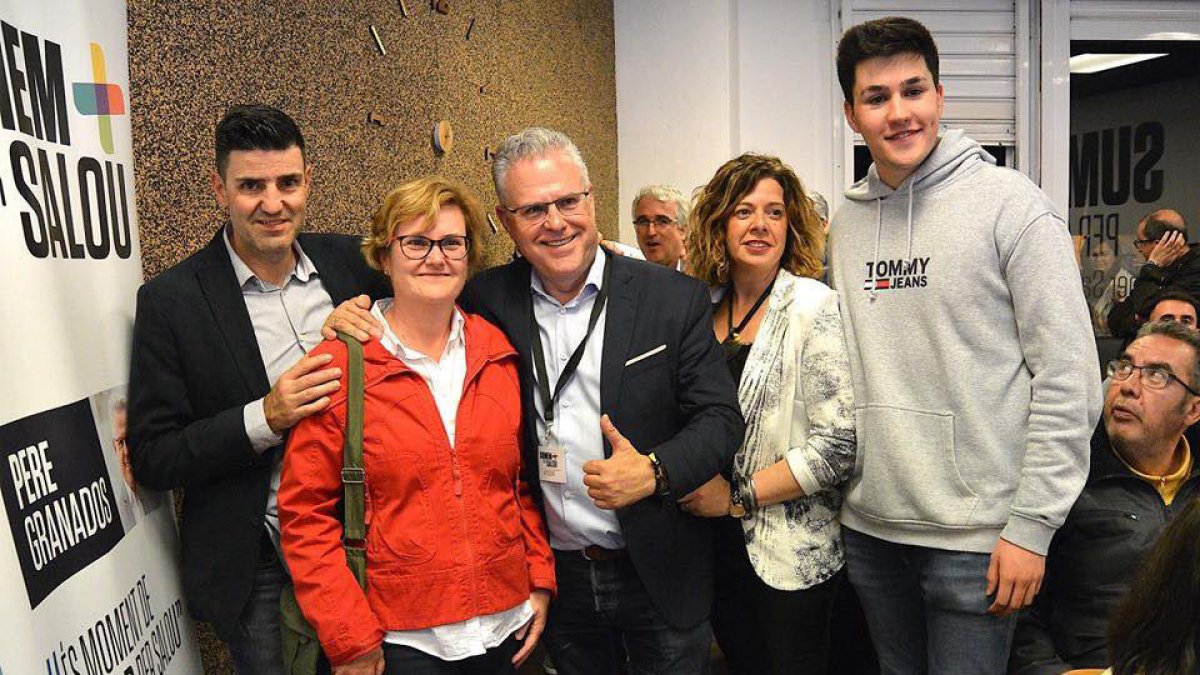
850, 405, 981, 527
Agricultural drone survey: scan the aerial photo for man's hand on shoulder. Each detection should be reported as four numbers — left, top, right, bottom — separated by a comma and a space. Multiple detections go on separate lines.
582, 415, 656, 510
987, 538, 1046, 617
263, 352, 341, 434
321, 294, 383, 342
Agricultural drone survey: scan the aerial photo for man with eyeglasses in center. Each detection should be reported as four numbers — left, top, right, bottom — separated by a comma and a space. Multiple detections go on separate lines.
1009, 319, 1200, 674
470, 127, 742, 675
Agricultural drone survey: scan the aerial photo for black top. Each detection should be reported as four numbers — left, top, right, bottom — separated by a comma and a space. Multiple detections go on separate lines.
724, 341, 752, 385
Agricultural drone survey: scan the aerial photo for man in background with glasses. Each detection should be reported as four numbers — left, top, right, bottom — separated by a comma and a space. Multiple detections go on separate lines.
1009, 320, 1200, 674
1108, 209, 1195, 338
468, 127, 742, 674
632, 184, 690, 272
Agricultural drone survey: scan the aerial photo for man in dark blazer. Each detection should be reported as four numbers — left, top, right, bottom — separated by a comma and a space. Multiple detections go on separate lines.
127, 106, 386, 674
465, 128, 743, 674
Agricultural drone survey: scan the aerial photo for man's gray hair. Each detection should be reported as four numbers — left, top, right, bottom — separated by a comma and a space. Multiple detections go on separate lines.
1136, 320, 1200, 391
491, 127, 590, 204
808, 191, 829, 222
631, 185, 689, 229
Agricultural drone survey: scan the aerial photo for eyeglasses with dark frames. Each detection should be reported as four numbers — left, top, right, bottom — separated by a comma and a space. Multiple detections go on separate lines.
393, 234, 470, 261
1107, 358, 1200, 397
502, 191, 591, 225
1134, 238, 1161, 248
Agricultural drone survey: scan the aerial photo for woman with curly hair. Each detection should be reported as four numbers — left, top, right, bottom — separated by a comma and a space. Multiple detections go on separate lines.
678, 153, 857, 674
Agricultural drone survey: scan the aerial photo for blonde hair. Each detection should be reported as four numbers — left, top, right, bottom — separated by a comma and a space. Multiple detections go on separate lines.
361, 176, 486, 273
686, 153, 824, 287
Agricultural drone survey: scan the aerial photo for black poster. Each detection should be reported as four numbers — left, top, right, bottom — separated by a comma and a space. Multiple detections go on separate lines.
0, 398, 124, 608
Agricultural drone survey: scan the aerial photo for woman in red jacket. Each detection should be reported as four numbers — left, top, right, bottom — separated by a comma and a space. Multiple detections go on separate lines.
279, 176, 555, 675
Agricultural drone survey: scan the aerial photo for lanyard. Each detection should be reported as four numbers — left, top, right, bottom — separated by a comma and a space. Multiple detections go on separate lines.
530, 253, 612, 427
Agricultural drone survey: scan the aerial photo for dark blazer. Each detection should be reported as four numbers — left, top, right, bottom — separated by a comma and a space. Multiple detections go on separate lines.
462, 251, 744, 628
127, 229, 388, 639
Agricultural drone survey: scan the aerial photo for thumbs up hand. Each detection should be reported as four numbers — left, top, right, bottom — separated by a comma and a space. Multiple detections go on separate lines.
582, 415, 656, 510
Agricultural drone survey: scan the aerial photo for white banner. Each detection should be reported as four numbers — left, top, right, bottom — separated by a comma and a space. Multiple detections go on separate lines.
0, 2, 202, 673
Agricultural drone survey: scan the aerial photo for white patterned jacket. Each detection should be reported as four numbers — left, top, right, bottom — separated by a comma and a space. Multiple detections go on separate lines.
714, 269, 857, 590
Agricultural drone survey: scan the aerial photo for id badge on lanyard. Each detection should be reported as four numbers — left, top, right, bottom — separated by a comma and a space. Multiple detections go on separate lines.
538, 426, 567, 484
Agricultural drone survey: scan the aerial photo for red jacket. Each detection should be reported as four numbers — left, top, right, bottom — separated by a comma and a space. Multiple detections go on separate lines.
279, 311, 555, 666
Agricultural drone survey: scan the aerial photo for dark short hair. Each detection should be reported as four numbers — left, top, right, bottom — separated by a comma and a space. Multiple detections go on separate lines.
1144, 288, 1200, 322
836, 17, 940, 103
215, 105, 306, 177
1142, 210, 1188, 243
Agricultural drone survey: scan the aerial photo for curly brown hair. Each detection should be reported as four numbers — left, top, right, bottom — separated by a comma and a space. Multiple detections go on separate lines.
361, 176, 486, 274
686, 153, 824, 287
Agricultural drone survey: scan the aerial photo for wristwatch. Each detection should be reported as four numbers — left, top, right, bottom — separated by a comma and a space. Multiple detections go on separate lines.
648, 452, 671, 500
729, 481, 752, 519
728, 491, 748, 518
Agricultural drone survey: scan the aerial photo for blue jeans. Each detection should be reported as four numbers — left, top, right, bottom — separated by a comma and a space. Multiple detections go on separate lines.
843, 529, 1016, 675
227, 537, 287, 675
543, 550, 711, 675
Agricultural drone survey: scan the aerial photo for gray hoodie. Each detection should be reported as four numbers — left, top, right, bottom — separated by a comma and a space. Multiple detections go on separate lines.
829, 129, 1102, 556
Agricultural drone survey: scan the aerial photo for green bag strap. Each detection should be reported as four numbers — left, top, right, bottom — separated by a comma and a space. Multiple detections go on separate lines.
337, 332, 367, 590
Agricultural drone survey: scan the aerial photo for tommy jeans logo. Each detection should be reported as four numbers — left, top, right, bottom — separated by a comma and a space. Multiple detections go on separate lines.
863, 257, 930, 291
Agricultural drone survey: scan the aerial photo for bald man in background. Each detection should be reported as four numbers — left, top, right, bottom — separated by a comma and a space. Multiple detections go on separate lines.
1108, 209, 1196, 338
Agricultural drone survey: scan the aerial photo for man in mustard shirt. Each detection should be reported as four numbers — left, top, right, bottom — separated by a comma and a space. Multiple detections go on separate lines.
1009, 320, 1200, 674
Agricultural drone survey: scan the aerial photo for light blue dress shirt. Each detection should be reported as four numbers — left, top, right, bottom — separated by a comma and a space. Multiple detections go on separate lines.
529, 250, 624, 550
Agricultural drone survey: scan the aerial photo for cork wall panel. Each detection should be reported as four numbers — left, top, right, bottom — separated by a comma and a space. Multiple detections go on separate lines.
129, 0, 618, 280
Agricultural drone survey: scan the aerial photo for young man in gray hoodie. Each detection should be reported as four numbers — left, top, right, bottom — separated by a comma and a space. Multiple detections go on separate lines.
828, 17, 1102, 674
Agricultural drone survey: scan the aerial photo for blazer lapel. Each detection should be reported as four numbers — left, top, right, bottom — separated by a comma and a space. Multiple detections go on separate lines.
501, 259, 535, 359
196, 230, 271, 397
600, 257, 638, 451
495, 260, 540, 467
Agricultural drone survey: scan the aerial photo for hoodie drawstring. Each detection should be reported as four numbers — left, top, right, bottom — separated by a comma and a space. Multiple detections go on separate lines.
870, 198, 882, 302
906, 180, 915, 260
869, 181, 916, 303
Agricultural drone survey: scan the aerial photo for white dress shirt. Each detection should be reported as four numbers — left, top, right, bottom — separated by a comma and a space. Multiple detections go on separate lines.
529, 250, 624, 550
